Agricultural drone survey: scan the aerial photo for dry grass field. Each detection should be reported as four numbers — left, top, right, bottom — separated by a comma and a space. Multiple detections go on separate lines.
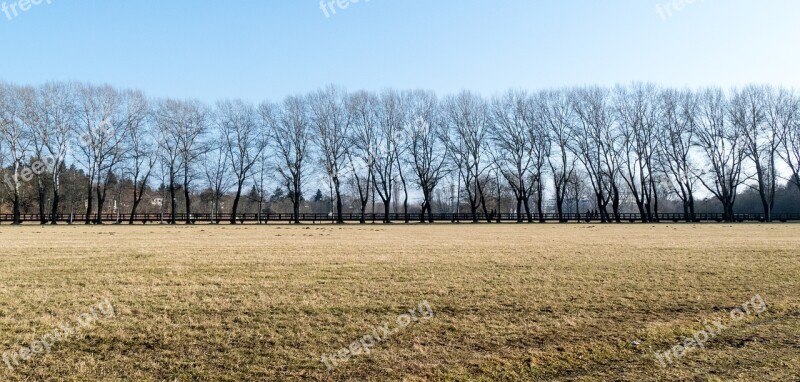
0, 223, 798, 381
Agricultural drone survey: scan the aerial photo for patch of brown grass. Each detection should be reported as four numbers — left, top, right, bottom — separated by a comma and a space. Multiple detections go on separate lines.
0, 223, 797, 381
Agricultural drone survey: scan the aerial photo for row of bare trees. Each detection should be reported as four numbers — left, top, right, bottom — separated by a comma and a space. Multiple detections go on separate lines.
2, 81, 799, 224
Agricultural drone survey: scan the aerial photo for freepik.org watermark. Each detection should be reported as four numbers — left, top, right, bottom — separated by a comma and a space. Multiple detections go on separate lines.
1, 0, 52, 21
320, 300, 433, 371
2, 119, 112, 192
2, 155, 58, 192
319, 0, 370, 18
3, 297, 116, 371
655, 0, 705, 21
653, 294, 767, 368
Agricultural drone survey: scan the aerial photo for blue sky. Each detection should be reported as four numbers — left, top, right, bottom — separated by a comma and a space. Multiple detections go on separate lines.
1, 0, 798, 103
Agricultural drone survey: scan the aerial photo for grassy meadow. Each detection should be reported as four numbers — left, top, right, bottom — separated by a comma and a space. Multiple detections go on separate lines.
0, 223, 798, 381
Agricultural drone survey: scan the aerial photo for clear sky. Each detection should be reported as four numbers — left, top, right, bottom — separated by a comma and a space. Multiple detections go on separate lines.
1, 0, 798, 103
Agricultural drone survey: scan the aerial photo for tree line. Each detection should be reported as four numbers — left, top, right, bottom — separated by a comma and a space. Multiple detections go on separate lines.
1, 81, 799, 225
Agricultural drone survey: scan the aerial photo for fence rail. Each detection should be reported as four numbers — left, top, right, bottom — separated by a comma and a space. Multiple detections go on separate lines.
1, 212, 798, 224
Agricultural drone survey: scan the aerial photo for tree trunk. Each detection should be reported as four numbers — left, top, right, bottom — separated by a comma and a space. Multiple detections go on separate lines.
536, 182, 545, 223
96, 187, 105, 224
130, 175, 149, 224
759, 190, 770, 222
130, 182, 140, 225
595, 191, 607, 223
397, 162, 409, 223
523, 198, 532, 223
611, 184, 621, 223
51, 186, 60, 225
652, 193, 659, 222
84, 177, 94, 224
359, 199, 367, 224
183, 179, 192, 224
38, 184, 46, 224
169, 171, 177, 225
403, 194, 409, 224
334, 179, 343, 224
293, 194, 301, 224
726, 202, 735, 222
636, 200, 646, 223
555, 190, 564, 222
536, 197, 544, 223
470, 202, 478, 223
478, 182, 491, 223
383, 199, 391, 224
230, 180, 244, 224
12, 191, 21, 225
129, 199, 141, 225
421, 186, 434, 223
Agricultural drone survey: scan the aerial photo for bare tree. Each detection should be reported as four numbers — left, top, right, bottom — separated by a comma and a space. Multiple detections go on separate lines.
395, 91, 414, 223
262, 96, 311, 224
0, 82, 31, 224
309, 85, 351, 224
346, 90, 378, 223
730, 85, 782, 221
177, 100, 208, 224
373, 89, 405, 223
75, 84, 128, 224
773, 89, 800, 193
526, 93, 550, 223
74, 84, 99, 224
37, 82, 78, 224
444, 91, 491, 223
490, 90, 535, 222
694, 87, 747, 222
155, 100, 182, 224
658, 88, 699, 222
251, 148, 270, 223
216, 99, 266, 224
565, 169, 589, 218
200, 136, 233, 223
538, 89, 576, 222
17, 85, 50, 224
614, 83, 660, 222
571, 87, 616, 223
155, 99, 206, 224
405, 90, 449, 222
121, 90, 154, 224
